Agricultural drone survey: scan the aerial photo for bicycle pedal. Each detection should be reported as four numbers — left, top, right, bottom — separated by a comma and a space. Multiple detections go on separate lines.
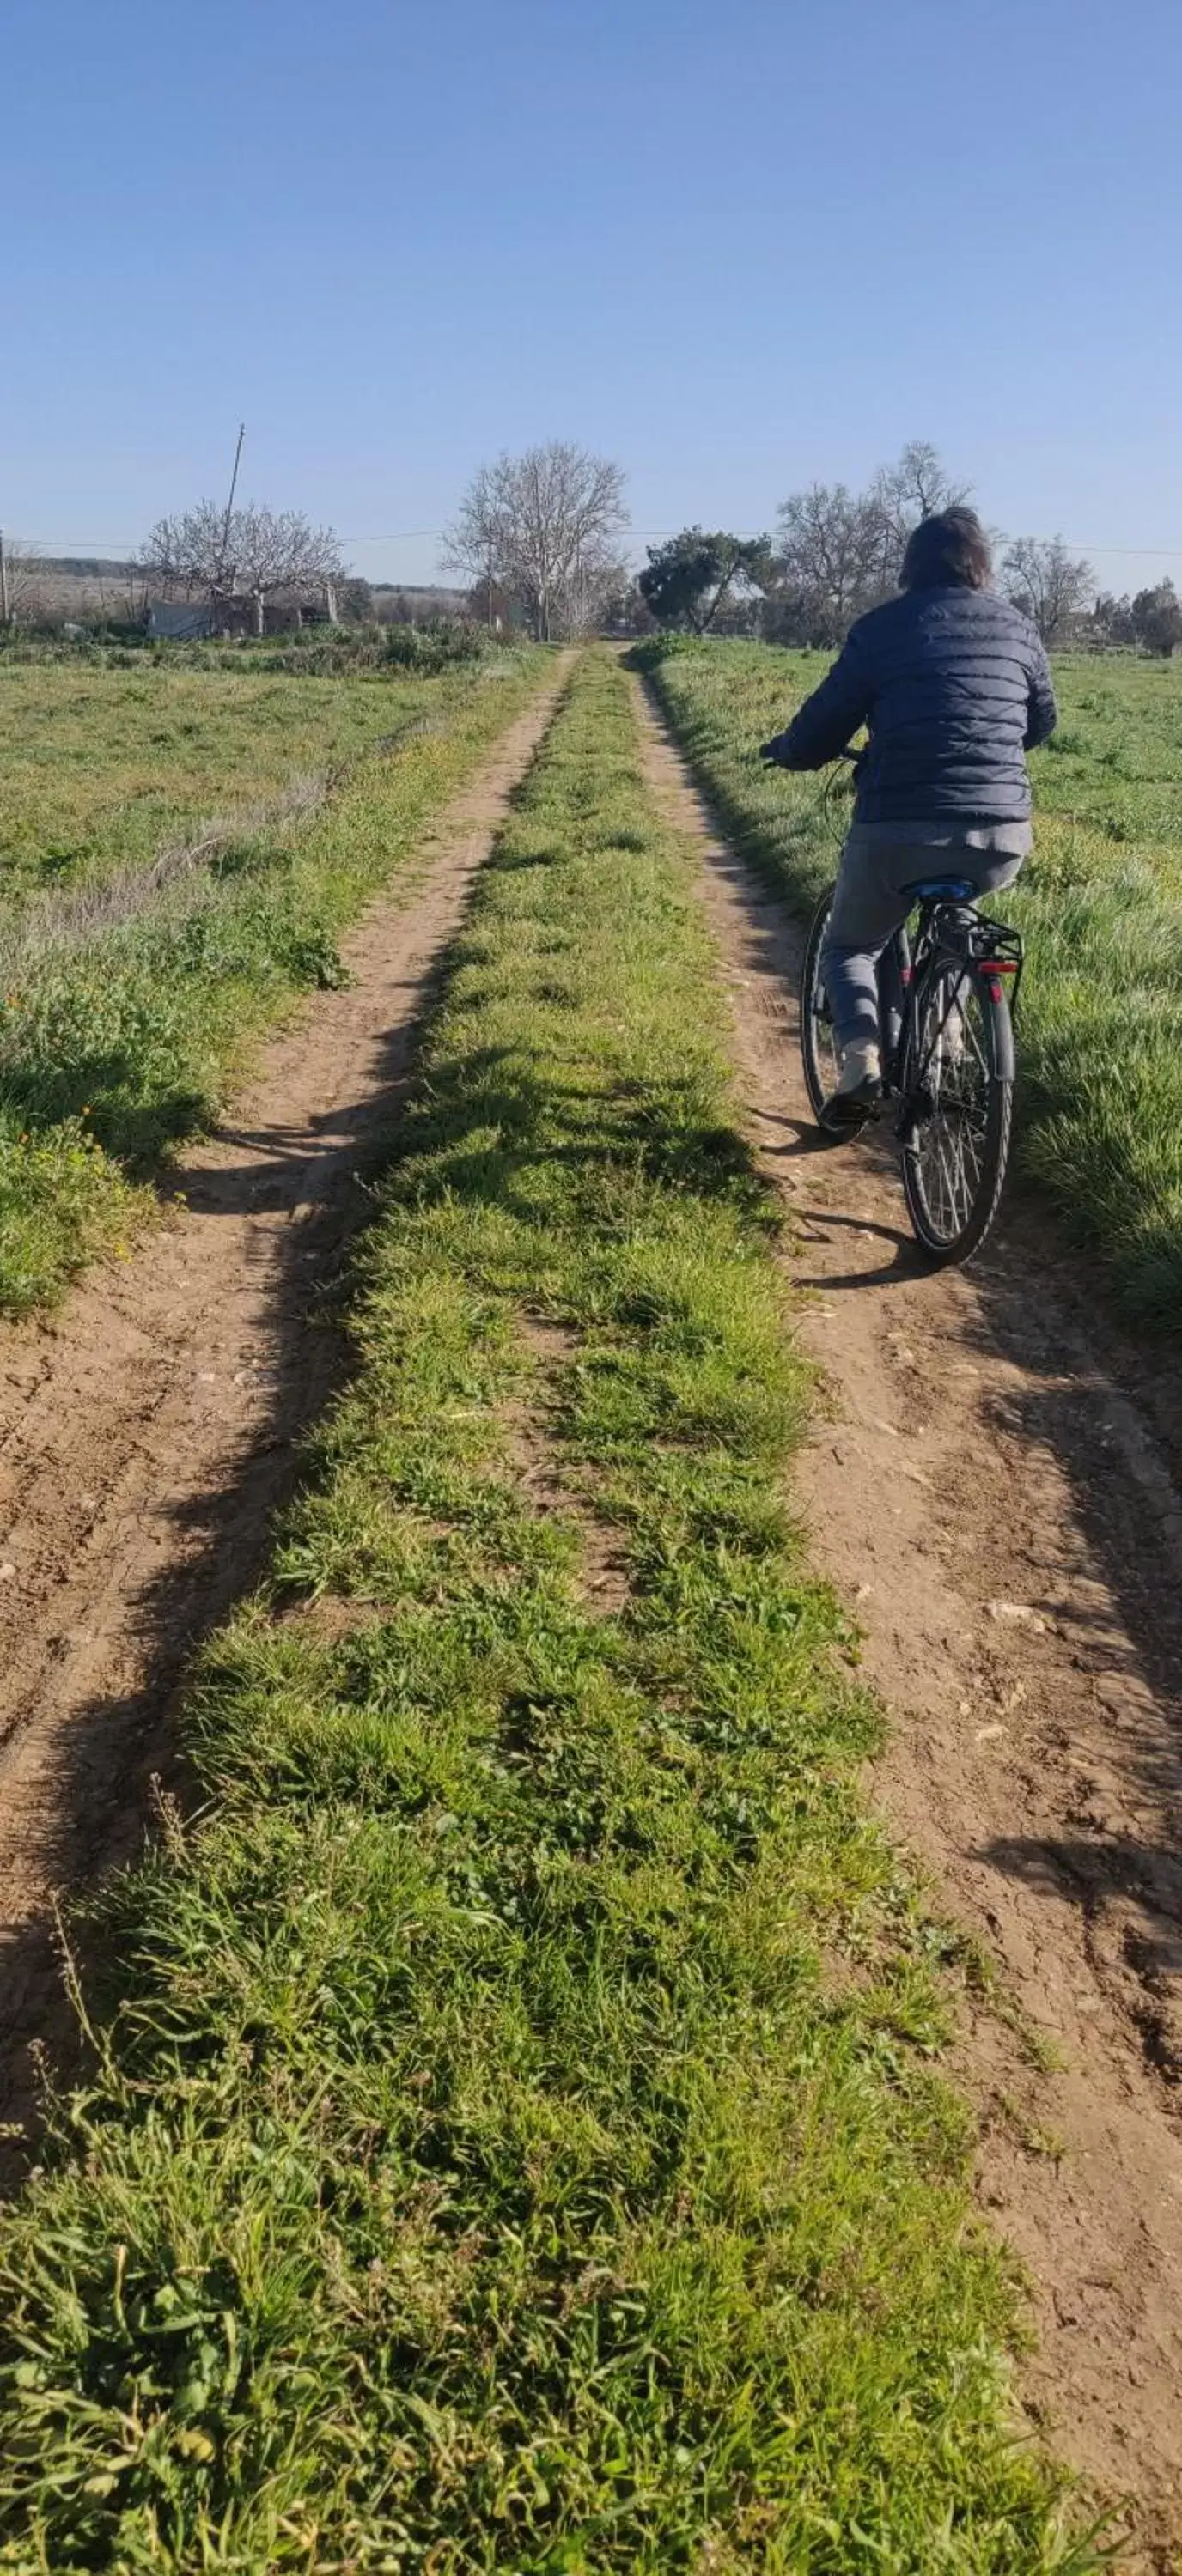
820, 1084, 880, 1136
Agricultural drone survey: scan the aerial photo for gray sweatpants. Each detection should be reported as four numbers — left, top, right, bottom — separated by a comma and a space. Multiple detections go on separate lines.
821, 828, 1028, 1053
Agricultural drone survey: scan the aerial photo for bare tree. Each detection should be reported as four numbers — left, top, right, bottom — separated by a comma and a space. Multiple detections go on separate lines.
870, 441, 968, 554
443, 442, 629, 641
774, 483, 886, 645
771, 443, 972, 645
140, 500, 345, 629
1002, 536, 1094, 647
868, 440, 971, 587
0, 535, 46, 625
139, 500, 226, 600
232, 505, 345, 632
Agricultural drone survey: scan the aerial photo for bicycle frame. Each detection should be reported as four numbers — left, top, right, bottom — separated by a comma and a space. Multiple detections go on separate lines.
878, 898, 1025, 1114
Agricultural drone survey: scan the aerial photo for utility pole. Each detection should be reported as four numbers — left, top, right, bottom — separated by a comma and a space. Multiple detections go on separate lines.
0, 529, 9, 627
216, 422, 246, 591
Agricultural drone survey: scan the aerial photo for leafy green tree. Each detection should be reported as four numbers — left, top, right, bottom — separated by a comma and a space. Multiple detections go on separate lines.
1089, 592, 1136, 648
1131, 580, 1182, 658
638, 528, 771, 633
338, 575, 375, 622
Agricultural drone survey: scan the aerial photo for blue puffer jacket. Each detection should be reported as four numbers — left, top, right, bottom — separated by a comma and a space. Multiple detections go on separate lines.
765, 584, 1057, 824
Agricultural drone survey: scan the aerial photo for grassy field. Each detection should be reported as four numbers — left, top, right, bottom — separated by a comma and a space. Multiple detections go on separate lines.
0, 652, 1097, 2572
636, 635, 1182, 1328
0, 654, 507, 903
0, 650, 545, 1313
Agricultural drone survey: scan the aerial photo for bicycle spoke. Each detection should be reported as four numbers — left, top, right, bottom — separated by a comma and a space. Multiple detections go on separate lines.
912, 970, 993, 1243
900, 903, 1018, 1267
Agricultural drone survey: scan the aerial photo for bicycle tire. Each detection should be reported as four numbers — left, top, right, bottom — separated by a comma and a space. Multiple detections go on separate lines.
901, 965, 1014, 1265
800, 882, 841, 1123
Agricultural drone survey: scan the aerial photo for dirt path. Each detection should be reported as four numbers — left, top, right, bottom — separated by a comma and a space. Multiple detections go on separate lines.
0, 660, 570, 2160
634, 674, 1182, 2571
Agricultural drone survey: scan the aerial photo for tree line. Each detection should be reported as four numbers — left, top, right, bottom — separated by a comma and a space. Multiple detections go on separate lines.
444, 436, 1181, 655
637, 448, 1179, 655
5, 440, 1180, 655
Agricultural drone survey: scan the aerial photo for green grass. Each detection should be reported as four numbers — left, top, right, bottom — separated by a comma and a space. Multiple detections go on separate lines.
0, 655, 518, 903
0, 650, 546, 1312
635, 634, 1182, 1329
0, 651, 1100, 2572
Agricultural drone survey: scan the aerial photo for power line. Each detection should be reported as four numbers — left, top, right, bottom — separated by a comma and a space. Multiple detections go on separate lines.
15, 529, 1182, 561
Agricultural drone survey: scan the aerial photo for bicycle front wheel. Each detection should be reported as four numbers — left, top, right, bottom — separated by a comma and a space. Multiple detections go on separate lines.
800, 882, 840, 1122
901, 965, 1014, 1263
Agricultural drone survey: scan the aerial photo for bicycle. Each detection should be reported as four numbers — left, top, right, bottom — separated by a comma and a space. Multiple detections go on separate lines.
799, 765, 1025, 1266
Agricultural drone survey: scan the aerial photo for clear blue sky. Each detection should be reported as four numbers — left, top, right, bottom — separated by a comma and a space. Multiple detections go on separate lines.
3, 0, 1180, 597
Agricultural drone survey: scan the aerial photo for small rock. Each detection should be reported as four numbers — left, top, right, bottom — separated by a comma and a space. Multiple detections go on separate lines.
988, 1600, 1046, 1633
0, 1562, 15, 1582
975, 1722, 1008, 1743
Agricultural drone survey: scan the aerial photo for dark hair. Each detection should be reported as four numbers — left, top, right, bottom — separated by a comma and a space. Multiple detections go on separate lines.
901, 507, 992, 592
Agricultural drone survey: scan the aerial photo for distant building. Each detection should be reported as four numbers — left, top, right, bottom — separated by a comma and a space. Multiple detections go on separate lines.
148, 586, 338, 640
148, 599, 214, 641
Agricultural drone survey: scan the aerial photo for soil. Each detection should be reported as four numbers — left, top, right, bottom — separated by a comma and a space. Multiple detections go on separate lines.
0, 661, 570, 2166
633, 672, 1182, 2574
3, 647, 1181, 2564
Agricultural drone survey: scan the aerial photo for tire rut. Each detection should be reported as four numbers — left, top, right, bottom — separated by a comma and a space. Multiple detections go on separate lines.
633, 668, 1182, 2570
0, 659, 572, 2168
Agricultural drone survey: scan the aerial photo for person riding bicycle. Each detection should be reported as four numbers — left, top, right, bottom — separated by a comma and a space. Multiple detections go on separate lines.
760, 507, 1057, 1126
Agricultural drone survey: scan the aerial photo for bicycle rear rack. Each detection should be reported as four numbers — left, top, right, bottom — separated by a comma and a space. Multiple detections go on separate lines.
929, 904, 1025, 1016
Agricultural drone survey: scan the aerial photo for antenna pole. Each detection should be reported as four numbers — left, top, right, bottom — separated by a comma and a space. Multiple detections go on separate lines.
217, 422, 245, 586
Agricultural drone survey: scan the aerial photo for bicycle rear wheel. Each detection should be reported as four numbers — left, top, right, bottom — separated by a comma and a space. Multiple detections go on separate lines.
800, 884, 843, 1123
901, 964, 1013, 1263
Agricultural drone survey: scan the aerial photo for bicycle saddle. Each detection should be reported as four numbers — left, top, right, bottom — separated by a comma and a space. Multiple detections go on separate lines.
902, 877, 977, 903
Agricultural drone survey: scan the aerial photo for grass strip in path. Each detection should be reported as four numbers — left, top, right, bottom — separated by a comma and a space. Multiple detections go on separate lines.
0, 650, 1097, 2571
635, 632, 1182, 1332
0, 650, 546, 1314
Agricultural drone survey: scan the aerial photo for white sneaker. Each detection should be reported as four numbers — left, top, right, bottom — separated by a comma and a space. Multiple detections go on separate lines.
836, 1040, 881, 1097
822, 1040, 881, 1133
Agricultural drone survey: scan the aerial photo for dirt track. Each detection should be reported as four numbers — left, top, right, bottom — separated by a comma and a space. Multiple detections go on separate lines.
635, 675, 1182, 2570
3, 653, 1182, 2559
0, 663, 570, 2156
